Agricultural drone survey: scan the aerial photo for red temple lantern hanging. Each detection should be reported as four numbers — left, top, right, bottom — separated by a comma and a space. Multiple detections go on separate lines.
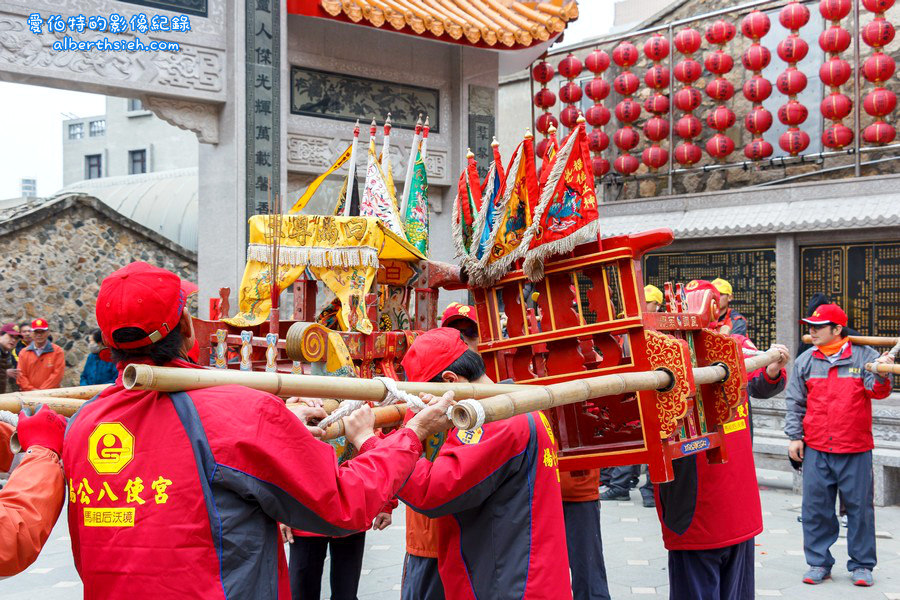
777, 1, 811, 155
612, 41, 641, 175
742, 9, 773, 159
557, 53, 583, 130
584, 49, 612, 178
860, 0, 897, 145
641, 33, 670, 171
818, 0, 854, 149
532, 60, 556, 147
673, 27, 704, 166
704, 18, 736, 161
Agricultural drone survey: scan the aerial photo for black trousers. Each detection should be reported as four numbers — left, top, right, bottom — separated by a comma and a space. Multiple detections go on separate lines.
668, 538, 754, 600
288, 532, 367, 600
563, 500, 611, 600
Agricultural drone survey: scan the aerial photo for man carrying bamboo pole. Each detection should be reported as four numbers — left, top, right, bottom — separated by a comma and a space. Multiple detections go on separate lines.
785, 303, 894, 587
397, 327, 572, 600
62, 262, 452, 599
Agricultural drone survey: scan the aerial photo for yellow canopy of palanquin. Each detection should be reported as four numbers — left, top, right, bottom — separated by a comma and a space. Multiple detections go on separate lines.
319, 0, 579, 48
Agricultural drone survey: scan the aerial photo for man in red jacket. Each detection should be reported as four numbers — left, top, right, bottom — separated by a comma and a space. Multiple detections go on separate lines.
785, 303, 893, 587
398, 327, 572, 600
656, 281, 790, 600
63, 262, 452, 599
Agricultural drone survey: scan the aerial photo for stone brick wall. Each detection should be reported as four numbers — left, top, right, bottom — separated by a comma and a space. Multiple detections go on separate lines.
0, 195, 196, 387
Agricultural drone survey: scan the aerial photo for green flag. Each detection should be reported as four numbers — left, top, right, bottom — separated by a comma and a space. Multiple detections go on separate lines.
403, 150, 429, 255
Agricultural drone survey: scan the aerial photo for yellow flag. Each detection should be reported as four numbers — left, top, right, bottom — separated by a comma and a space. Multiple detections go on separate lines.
289, 145, 352, 214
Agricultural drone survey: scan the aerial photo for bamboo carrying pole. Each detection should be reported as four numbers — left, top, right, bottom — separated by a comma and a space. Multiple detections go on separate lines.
802, 334, 898, 346
321, 404, 407, 441
449, 348, 783, 430
17, 384, 110, 399
865, 362, 900, 375
0, 395, 87, 417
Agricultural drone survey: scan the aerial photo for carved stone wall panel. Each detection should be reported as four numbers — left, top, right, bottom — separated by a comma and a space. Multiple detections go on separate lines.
144, 95, 219, 143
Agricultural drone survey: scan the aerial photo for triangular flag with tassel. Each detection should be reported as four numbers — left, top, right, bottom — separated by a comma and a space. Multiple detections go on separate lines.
522, 120, 599, 281
471, 138, 505, 263
361, 123, 407, 239
403, 148, 429, 255
451, 149, 482, 258
538, 125, 560, 190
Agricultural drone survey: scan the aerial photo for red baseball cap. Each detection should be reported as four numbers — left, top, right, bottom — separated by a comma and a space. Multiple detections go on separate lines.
0, 323, 20, 336
31, 318, 49, 331
801, 303, 848, 327
96, 262, 186, 350
401, 327, 469, 382
441, 303, 478, 330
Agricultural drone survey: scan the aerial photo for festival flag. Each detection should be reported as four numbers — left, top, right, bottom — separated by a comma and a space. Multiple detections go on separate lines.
522, 119, 599, 281
538, 124, 560, 190
341, 120, 362, 217
332, 170, 361, 217
360, 120, 407, 239
400, 115, 424, 219
380, 114, 396, 201
290, 144, 352, 214
403, 148, 429, 255
471, 138, 505, 263
451, 149, 482, 258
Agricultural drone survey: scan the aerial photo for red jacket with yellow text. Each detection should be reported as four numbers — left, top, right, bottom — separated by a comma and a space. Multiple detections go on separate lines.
398, 412, 572, 600
62, 359, 423, 599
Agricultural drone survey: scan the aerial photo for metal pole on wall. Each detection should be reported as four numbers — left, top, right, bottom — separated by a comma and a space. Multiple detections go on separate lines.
853, 0, 862, 177
666, 23, 675, 196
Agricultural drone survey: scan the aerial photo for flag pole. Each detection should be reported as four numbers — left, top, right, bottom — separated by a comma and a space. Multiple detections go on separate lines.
401, 114, 424, 218
420, 115, 430, 161
381, 113, 393, 194
342, 120, 361, 217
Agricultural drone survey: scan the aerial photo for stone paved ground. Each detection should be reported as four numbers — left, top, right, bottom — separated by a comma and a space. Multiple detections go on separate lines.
3, 469, 899, 599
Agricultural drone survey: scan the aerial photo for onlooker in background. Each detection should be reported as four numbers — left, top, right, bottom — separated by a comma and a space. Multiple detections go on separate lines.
15, 322, 32, 356
786, 303, 893, 587
644, 284, 663, 312
440, 303, 480, 352
16, 319, 65, 391
79, 329, 118, 386
0, 324, 21, 394
797, 293, 859, 356
711, 278, 747, 336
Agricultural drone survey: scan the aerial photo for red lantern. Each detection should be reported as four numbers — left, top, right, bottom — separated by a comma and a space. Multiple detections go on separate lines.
742, 45, 771, 71
613, 72, 640, 96
819, 0, 852, 22
862, 0, 895, 12
674, 59, 702, 83
743, 76, 773, 102
536, 138, 550, 161
642, 145, 669, 169
705, 19, 736, 45
559, 81, 583, 104
822, 123, 854, 148
674, 142, 702, 165
644, 93, 670, 114
644, 65, 670, 89
777, 35, 809, 63
584, 77, 611, 101
745, 107, 773, 134
585, 104, 611, 127
819, 57, 852, 88
643, 34, 670, 61
614, 127, 640, 151
864, 87, 897, 117
776, 67, 808, 96
615, 99, 642, 123
863, 52, 896, 83
536, 112, 559, 134
778, 100, 809, 125
704, 50, 734, 75
706, 133, 735, 158
707, 106, 736, 131
675, 115, 703, 139
779, 129, 811, 154
706, 78, 735, 101
585, 49, 610, 74
644, 116, 670, 141
614, 153, 640, 175
558, 54, 583, 79
863, 121, 896, 144
821, 92, 853, 120
744, 139, 774, 160
819, 26, 851, 53
674, 28, 702, 55
592, 156, 611, 177
862, 18, 895, 48
742, 10, 771, 39
588, 129, 610, 152
780, 1, 810, 30
612, 42, 639, 67
533, 88, 556, 109
674, 87, 703, 112
531, 61, 554, 83
559, 105, 580, 129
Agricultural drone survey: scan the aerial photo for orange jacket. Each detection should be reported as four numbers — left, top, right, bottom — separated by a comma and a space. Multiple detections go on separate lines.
0, 423, 65, 576
16, 343, 65, 391
560, 469, 600, 502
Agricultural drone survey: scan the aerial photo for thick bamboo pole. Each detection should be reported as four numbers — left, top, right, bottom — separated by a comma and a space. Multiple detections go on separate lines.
123, 364, 526, 401
865, 362, 900, 375
0, 395, 87, 417
17, 385, 110, 399
802, 334, 897, 346
321, 404, 408, 440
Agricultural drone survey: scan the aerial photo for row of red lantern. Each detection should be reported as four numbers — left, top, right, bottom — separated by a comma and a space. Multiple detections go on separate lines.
861, 0, 897, 143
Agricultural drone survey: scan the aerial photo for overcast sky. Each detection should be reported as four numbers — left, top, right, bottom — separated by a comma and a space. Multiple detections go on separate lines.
0, 1, 615, 201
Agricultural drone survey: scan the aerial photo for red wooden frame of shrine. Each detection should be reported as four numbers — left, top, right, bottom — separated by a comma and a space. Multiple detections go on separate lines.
472, 228, 749, 483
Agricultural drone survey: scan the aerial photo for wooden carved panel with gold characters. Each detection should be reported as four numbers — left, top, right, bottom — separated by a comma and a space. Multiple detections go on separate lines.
643, 330, 694, 439
695, 329, 747, 424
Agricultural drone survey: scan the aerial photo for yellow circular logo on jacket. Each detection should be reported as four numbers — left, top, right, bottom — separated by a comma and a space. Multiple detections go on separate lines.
88, 423, 135, 474
456, 427, 483, 445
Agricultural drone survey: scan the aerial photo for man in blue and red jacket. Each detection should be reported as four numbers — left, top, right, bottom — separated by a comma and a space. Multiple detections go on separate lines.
785, 302, 894, 587
63, 262, 452, 599
656, 281, 790, 600
398, 327, 572, 600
